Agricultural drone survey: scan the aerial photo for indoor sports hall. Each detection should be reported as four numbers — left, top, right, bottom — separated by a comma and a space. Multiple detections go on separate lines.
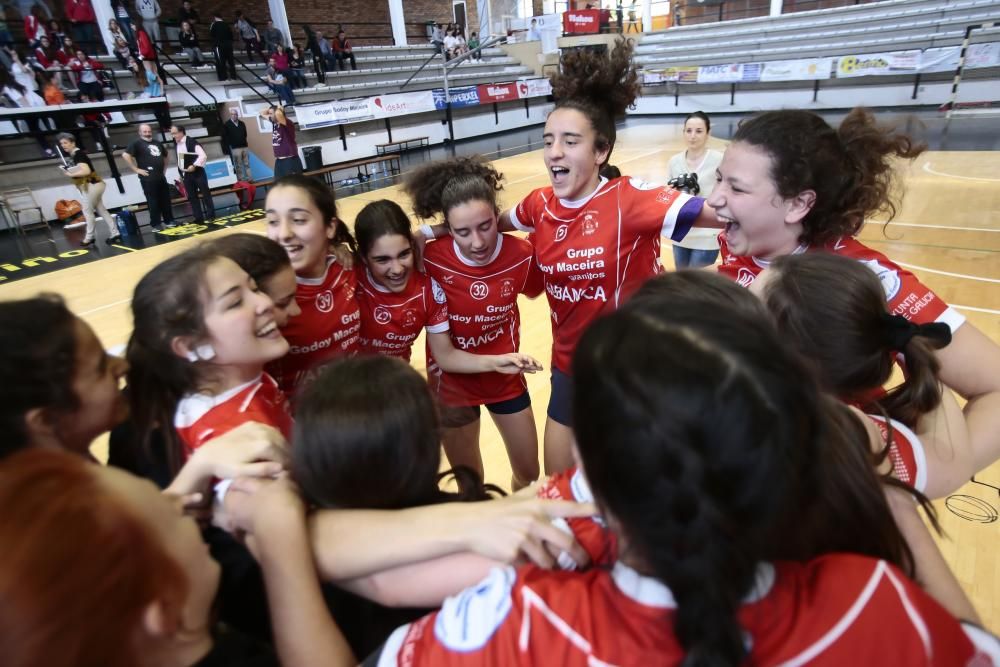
0, 0, 998, 661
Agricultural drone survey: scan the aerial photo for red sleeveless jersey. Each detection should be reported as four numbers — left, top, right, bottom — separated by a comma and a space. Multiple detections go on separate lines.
718, 234, 966, 333
173, 373, 292, 455
422, 234, 544, 406
373, 556, 998, 666
267, 257, 360, 397
355, 268, 449, 362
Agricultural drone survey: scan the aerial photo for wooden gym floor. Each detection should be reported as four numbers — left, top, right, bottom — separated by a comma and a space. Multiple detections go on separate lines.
1, 117, 998, 630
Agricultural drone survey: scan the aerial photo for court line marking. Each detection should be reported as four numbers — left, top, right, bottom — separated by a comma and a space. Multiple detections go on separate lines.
79, 297, 132, 317
953, 304, 1000, 315
865, 221, 1000, 233
922, 162, 1000, 183
111, 244, 137, 252
895, 261, 1000, 284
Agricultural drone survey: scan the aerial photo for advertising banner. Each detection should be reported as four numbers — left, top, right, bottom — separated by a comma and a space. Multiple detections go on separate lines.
516, 78, 552, 98
477, 82, 520, 103
759, 58, 834, 81
433, 86, 481, 110
836, 50, 920, 78
370, 90, 436, 118
697, 63, 745, 83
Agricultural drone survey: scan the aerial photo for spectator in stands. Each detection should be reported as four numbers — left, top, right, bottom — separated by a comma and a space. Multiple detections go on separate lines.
123, 123, 176, 231
316, 29, 335, 71
262, 19, 284, 53
222, 107, 250, 181
64, 0, 97, 54
135, 24, 164, 84
234, 11, 263, 62
170, 124, 215, 223
0, 67, 55, 157
443, 29, 457, 59
264, 55, 295, 105
616, 0, 624, 32
453, 30, 468, 57
112, 35, 132, 68
77, 91, 109, 151
126, 54, 144, 88
42, 70, 85, 148
527, 17, 540, 41
24, 6, 47, 48
107, 18, 131, 53
35, 35, 68, 84
178, 0, 198, 25
287, 43, 307, 89
135, 0, 161, 47
261, 105, 301, 178
210, 10, 236, 81
110, 0, 135, 46
430, 23, 444, 55
178, 20, 204, 66
57, 34, 77, 71
57, 133, 119, 245
272, 42, 289, 73
0, 8, 10, 50
70, 48, 104, 101
7, 48, 39, 95
467, 30, 480, 59
674, 0, 684, 26
46, 18, 66, 48
302, 25, 325, 83
627, 0, 640, 33
333, 29, 356, 71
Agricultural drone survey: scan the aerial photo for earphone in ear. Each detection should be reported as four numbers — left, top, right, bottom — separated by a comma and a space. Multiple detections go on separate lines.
185, 343, 217, 362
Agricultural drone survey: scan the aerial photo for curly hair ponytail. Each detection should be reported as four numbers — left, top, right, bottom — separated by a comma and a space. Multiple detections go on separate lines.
549, 37, 640, 164
733, 108, 925, 246
404, 155, 503, 221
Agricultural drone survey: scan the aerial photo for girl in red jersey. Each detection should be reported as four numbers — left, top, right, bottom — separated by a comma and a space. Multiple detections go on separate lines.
754, 252, 977, 498
354, 198, 541, 371
264, 174, 362, 397
425, 39, 720, 473
126, 244, 293, 477
211, 232, 303, 330
709, 108, 1000, 476
225, 276, 998, 667
405, 156, 544, 490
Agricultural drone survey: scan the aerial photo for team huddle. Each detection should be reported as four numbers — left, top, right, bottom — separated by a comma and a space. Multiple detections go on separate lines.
1, 38, 999, 667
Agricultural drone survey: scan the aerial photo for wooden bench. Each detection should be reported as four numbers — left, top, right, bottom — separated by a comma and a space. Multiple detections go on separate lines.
375, 137, 429, 155
303, 153, 402, 188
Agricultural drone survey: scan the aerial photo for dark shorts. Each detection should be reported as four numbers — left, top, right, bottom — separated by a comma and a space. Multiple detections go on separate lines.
273, 155, 303, 179
546, 367, 573, 426
438, 391, 532, 428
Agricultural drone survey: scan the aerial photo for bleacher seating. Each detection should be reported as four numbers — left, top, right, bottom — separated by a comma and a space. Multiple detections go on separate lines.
635, 0, 1000, 67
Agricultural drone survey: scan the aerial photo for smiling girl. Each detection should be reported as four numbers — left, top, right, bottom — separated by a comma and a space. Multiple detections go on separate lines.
494, 38, 717, 473
126, 244, 292, 473
264, 174, 361, 396
406, 156, 544, 490
710, 108, 1000, 474
354, 199, 541, 377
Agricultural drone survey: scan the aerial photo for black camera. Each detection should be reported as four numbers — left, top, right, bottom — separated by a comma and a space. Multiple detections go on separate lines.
667, 172, 700, 195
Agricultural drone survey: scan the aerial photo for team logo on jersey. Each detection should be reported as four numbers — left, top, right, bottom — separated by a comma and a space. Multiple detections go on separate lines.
431, 278, 447, 304
403, 308, 418, 328
582, 214, 598, 236
554, 224, 569, 242
735, 268, 756, 287
500, 278, 515, 299
440, 274, 455, 285
315, 290, 335, 313
470, 280, 489, 300
860, 259, 902, 300
374, 306, 392, 324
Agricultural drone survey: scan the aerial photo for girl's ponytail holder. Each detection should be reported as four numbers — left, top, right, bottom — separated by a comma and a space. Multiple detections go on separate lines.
881, 312, 952, 350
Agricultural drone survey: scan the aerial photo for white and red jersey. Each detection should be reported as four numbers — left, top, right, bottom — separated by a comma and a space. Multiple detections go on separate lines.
535, 466, 616, 569
867, 414, 928, 493
373, 556, 999, 667
173, 373, 293, 456
422, 234, 544, 406
267, 257, 360, 397
355, 267, 449, 362
718, 235, 966, 334
510, 177, 703, 373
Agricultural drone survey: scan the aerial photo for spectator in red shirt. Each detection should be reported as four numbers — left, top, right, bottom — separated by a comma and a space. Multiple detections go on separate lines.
333, 29, 356, 71
65, 0, 98, 55
70, 48, 105, 101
